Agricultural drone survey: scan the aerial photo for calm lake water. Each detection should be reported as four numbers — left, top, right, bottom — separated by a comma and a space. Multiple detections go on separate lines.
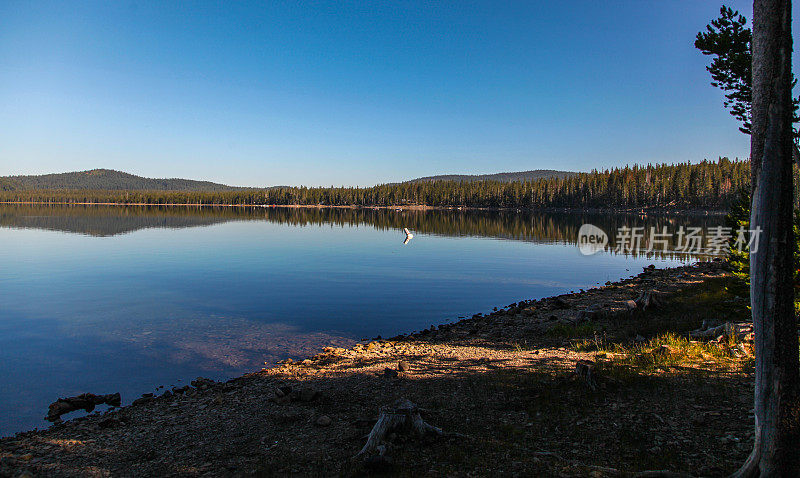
0, 204, 722, 436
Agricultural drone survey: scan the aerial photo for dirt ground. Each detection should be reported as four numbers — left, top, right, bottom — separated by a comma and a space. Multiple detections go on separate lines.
0, 260, 756, 477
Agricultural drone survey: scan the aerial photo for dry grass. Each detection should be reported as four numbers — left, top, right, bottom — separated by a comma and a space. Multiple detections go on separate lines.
591, 332, 752, 377
567, 276, 756, 385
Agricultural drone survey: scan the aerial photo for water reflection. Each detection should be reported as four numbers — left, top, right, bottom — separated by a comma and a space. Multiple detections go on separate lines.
0, 204, 722, 260
0, 204, 723, 436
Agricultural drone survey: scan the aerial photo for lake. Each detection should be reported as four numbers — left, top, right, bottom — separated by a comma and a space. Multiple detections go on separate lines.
0, 204, 722, 436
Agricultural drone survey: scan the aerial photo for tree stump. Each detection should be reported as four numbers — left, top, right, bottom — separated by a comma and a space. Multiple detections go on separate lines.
354, 398, 458, 461
634, 290, 661, 310
574, 360, 598, 391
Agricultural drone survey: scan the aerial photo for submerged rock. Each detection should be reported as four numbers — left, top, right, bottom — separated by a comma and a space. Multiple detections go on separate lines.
46, 392, 121, 422
315, 415, 332, 427
191, 377, 215, 389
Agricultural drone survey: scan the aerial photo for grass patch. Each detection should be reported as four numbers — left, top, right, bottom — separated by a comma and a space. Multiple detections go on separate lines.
551, 278, 748, 343
545, 321, 599, 338
509, 340, 537, 352
608, 276, 749, 339
578, 331, 754, 386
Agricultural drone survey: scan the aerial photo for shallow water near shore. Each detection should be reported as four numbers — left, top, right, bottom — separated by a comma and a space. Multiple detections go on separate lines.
0, 204, 722, 436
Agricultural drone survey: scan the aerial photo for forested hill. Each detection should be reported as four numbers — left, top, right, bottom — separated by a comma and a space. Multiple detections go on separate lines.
407, 170, 574, 183
0, 169, 237, 192
1, 158, 757, 211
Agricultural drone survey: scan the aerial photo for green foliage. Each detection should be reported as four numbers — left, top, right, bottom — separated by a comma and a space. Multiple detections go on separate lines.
695, 6, 753, 134
696, 6, 800, 137
724, 188, 800, 308
724, 188, 751, 296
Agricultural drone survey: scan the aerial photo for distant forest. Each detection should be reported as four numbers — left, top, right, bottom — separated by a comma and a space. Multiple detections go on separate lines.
0, 169, 237, 192
406, 169, 575, 183
0, 159, 758, 210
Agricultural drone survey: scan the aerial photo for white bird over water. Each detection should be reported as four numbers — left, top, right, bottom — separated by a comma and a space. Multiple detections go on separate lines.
403, 228, 414, 245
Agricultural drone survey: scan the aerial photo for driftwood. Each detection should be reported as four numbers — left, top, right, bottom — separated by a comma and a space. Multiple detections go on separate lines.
689, 322, 750, 341
634, 290, 661, 310
574, 360, 598, 390
46, 392, 121, 422
354, 398, 461, 460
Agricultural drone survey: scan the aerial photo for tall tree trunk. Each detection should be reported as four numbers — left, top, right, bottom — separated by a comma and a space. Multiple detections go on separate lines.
734, 0, 800, 476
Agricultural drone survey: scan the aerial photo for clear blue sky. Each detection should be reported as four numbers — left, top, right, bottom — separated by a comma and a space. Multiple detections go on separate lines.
0, 1, 795, 187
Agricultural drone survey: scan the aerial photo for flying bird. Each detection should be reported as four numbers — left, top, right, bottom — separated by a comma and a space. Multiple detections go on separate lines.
403, 228, 414, 245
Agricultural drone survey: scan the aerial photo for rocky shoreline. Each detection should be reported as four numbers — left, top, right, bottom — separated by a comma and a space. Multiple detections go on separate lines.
0, 260, 754, 477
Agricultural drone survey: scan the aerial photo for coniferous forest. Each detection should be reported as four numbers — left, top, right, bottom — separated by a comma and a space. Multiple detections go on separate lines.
0, 158, 759, 210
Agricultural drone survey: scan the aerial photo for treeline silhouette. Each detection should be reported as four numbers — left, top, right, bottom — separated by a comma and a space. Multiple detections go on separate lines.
0, 169, 237, 191
1, 159, 753, 210
0, 204, 722, 261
